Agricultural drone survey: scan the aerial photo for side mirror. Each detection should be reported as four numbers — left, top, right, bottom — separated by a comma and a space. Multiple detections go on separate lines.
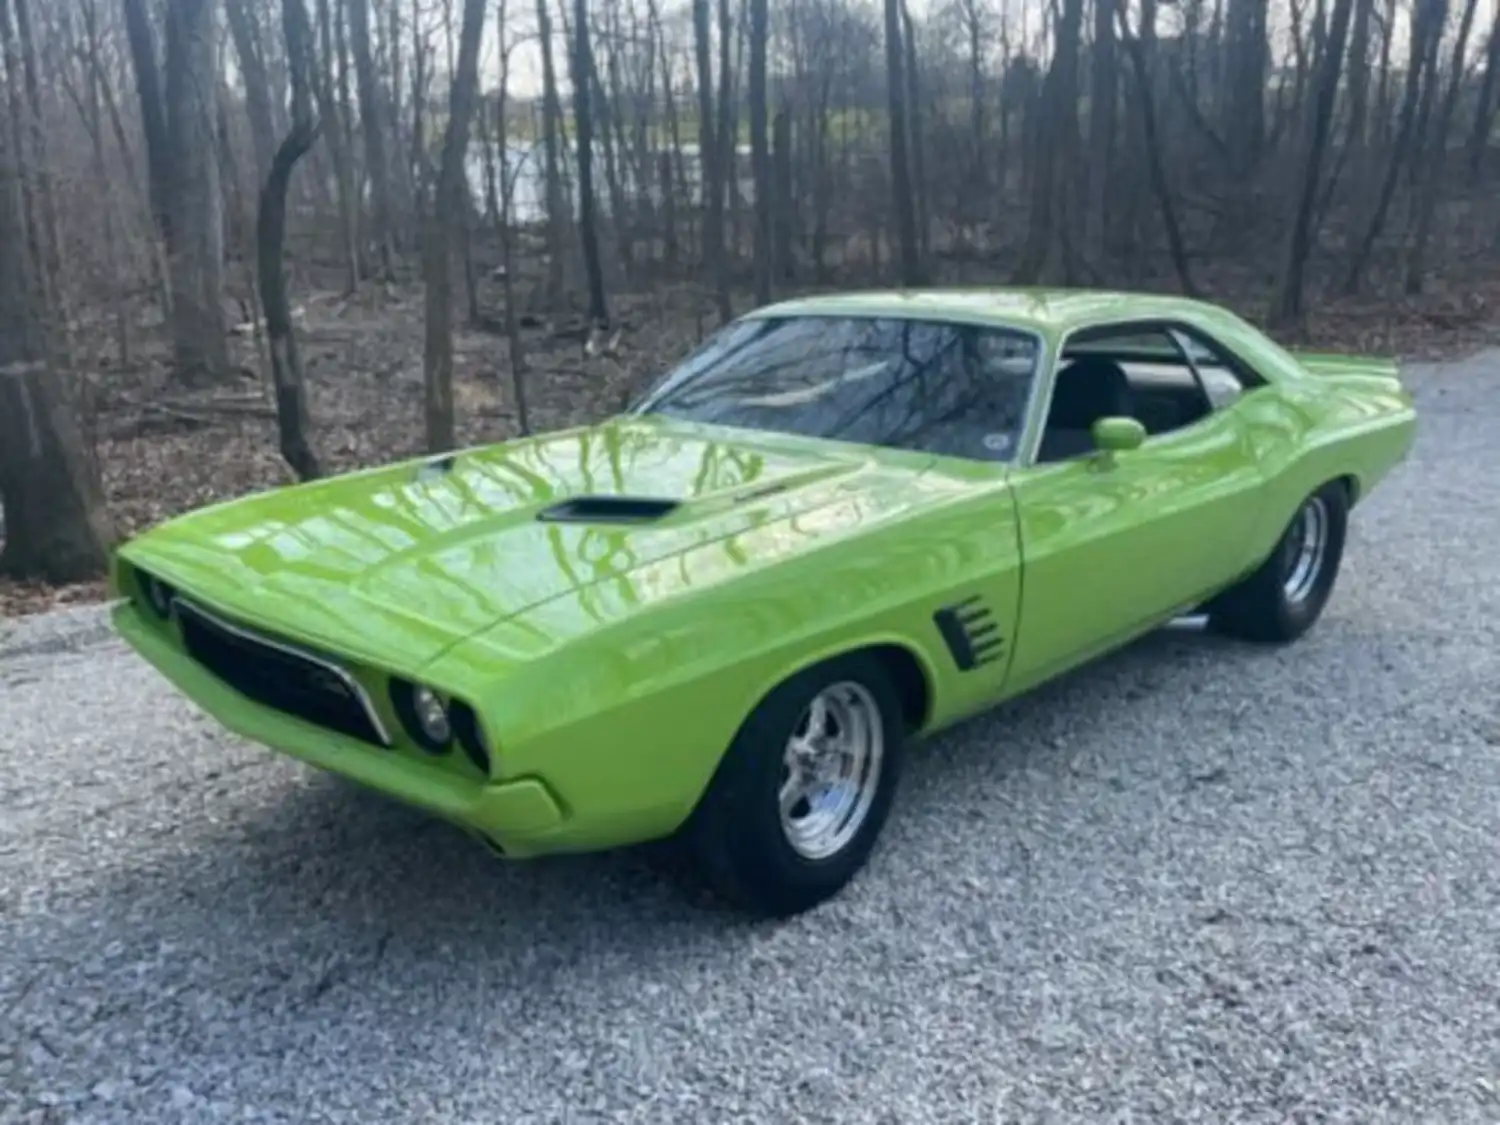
1091, 416, 1147, 456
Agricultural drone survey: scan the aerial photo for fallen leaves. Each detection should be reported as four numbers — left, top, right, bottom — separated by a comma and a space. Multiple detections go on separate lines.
2, 259, 1498, 621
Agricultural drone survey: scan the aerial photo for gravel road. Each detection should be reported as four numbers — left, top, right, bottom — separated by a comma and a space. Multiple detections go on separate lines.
4, 350, 1500, 1125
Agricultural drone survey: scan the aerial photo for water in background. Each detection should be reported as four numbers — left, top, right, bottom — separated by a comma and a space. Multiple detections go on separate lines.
461, 140, 752, 224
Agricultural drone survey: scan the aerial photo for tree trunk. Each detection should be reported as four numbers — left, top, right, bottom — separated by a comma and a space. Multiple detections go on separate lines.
1341, 0, 1443, 294
1118, 4, 1196, 294
0, 107, 114, 582
1465, 10, 1500, 182
901, 2, 929, 260
493, 0, 530, 435
163, 0, 230, 383
883, 0, 922, 285
347, 0, 395, 277
226, 0, 279, 182
1089, 0, 1119, 259
0, 363, 117, 584
1223, 0, 1268, 176
570, 0, 609, 329
314, 0, 361, 292
714, 0, 734, 290
421, 0, 487, 453
79, 0, 131, 365
962, 0, 986, 191
748, 0, 771, 303
1271, 0, 1355, 328
1403, 0, 1480, 292
9, 0, 64, 338
1012, 0, 1084, 284
772, 106, 794, 282
693, 0, 729, 321
121, 0, 173, 238
258, 0, 322, 481
535, 0, 568, 313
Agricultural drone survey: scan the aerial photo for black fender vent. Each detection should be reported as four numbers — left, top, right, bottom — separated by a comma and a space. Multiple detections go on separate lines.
933, 595, 1005, 671
536, 495, 680, 523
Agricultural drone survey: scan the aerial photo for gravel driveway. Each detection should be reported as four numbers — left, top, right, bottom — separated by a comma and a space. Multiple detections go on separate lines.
4, 350, 1500, 1125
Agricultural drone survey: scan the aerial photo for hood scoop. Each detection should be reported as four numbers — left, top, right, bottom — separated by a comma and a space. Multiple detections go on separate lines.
536, 495, 681, 524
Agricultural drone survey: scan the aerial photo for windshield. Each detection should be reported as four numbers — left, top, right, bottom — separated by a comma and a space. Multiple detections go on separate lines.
632, 314, 1041, 462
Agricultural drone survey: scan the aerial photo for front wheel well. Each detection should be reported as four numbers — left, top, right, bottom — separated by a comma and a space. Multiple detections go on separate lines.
862, 643, 932, 734
1334, 473, 1361, 507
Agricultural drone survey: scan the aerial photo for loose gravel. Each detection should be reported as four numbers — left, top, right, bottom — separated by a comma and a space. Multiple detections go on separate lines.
4, 350, 1500, 1125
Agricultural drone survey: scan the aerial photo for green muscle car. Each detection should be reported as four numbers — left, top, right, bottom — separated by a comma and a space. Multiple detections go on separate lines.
111, 289, 1417, 916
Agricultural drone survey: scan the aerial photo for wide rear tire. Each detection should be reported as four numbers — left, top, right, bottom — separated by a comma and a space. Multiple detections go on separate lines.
684, 652, 905, 918
1208, 480, 1349, 643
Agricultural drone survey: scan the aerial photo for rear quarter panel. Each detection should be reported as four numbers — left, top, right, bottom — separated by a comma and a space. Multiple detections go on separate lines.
1228, 348, 1416, 571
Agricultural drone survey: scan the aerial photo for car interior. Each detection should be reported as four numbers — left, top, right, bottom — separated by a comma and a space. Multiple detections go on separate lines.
1035, 325, 1262, 463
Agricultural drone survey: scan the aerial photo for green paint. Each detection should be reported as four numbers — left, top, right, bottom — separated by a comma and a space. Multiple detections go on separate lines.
112, 288, 1416, 859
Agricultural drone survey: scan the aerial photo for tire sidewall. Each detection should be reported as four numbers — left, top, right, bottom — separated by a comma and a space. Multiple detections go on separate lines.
709, 652, 906, 914
1274, 482, 1348, 633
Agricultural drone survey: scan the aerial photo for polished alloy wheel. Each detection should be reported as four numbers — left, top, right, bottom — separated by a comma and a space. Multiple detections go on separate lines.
778, 681, 885, 861
1282, 494, 1330, 604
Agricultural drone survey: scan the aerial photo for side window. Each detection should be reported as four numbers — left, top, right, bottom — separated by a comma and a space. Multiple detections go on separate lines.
1171, 327, 1262, 410
1054, 325, 1214, 441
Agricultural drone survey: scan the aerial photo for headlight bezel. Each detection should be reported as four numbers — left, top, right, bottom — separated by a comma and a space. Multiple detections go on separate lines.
135, 568, 176, 619
389, 681, 493, 774
389, 679, 454, 754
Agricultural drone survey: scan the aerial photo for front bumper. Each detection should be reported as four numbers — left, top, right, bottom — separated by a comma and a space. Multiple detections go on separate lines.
113, 602, 569, 856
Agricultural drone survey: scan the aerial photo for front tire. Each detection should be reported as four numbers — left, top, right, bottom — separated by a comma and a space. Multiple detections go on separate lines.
1209, 480, 1349, 643
685, 652, 905, 918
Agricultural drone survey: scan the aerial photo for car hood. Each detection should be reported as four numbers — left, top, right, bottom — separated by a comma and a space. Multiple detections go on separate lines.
117, 415, 952, 672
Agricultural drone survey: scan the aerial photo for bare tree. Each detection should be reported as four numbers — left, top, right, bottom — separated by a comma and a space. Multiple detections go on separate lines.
121, 0, 231, 383
1012, 0, 1083, 283
0, 17, 115, 583
1466, 8, 1500, 181
226, 0, 278, 182
748, 0, 771, 303
347, 0, 396, 277
1341, 0, 1445, 294
313, 0, 360, 292
1272, 0, 1356, 328
421, 0, 486, 452
1117, 0, 1196, 294
883, 0, 921, 285
1404, 0, 1481, 292
570, 0, 609, 329
257, 0, 322, 480
1087, 0, 1118, 259
535, 0, 569, 314
491, 0, 530, 435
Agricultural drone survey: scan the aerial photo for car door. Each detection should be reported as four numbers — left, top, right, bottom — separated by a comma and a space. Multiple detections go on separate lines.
1003, 320, 1267, 693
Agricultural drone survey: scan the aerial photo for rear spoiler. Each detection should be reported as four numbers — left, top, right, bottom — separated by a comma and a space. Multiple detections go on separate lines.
1286, 349, 1402, 384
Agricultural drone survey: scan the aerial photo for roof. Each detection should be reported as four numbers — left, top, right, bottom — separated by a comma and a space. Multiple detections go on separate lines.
747, 287, 1229, 339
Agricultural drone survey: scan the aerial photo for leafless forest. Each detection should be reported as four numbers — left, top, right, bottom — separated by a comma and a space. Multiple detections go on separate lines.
1, 0, 1498, 612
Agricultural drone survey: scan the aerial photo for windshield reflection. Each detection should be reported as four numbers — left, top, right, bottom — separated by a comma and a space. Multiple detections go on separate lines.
634, 314, 1039, 462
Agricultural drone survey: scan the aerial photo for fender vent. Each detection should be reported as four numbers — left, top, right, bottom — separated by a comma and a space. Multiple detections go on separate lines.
536, 495, 680, 523
934, 596, 1005, 671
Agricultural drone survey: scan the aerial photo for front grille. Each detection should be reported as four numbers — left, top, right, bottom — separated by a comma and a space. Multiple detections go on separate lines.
175, 601, 388, 747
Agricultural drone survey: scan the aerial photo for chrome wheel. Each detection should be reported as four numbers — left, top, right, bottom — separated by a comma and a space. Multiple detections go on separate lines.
778, 681, 885, 861
1282, 495, 1330, 604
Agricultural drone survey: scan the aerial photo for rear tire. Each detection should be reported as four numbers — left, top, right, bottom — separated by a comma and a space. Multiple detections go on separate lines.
1208, 480, 1349, 643
684, 652, 905, 918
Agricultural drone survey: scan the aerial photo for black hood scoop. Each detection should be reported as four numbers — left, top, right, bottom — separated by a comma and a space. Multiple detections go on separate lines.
536, 495, 681, 524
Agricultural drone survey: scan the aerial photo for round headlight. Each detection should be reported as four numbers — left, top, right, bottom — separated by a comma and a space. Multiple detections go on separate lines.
411, 686, 452, 745
140, 572, 175, 618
